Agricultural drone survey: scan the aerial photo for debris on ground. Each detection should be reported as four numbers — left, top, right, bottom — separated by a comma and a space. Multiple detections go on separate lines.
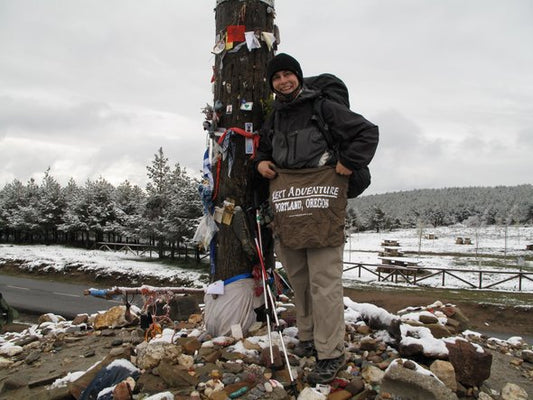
1, 294, 532, 400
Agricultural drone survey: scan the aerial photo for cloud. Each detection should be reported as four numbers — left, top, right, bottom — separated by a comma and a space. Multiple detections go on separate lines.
0, 95, 129, 138
1, 1, 532, 194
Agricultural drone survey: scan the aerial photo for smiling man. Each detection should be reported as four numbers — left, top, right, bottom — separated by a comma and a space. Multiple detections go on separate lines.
255, 53, 379, 384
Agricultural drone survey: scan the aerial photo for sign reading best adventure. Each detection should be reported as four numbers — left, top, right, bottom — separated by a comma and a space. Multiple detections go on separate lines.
269, 166, 348, 249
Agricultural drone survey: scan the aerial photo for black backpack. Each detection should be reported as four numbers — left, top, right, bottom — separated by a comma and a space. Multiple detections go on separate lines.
304, 73, 371, 198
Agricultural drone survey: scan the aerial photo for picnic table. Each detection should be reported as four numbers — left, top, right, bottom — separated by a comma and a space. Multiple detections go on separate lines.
96, 242, 157, 256
379, 247, 404, 257
378, 256, 422, 269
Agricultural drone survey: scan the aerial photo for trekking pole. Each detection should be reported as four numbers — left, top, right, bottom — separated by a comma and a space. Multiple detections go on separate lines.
263, 274, 275, 365
255, 208, 295, 381
264, 278, 295, 382
254, 209, 275, 363
254, 237, 295, 383
255, 208, 293, 295
255, 209, 263, 254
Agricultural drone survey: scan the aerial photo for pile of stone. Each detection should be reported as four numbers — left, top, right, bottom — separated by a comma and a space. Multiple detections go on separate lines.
0, 298, 531, 400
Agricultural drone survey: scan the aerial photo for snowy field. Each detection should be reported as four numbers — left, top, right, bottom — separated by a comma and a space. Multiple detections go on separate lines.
1, 225, 532, 292
0, 244, 207, 287
343, 225, 533, 292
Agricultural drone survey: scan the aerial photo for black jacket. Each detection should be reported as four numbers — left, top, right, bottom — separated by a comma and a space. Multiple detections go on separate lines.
256, 87, 379, 172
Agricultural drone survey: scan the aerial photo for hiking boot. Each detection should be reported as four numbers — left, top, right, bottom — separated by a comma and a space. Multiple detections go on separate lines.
306, 353, 346, 385
292, 340, 316, 358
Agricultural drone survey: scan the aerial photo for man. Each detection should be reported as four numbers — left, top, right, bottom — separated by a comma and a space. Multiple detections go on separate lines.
256, 53, 379, 384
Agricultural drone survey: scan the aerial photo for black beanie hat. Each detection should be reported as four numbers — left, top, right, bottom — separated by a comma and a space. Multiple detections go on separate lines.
267, 53, 303, 91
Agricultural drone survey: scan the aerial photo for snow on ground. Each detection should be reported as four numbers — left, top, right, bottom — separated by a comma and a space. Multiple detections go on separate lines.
342, 225, 533, 292
345, 224, 533, 255
1, 225, 532, 292
0, 244, 206, 288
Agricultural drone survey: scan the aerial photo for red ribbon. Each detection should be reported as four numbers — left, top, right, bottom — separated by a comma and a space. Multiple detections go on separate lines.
212, 127, 260, 201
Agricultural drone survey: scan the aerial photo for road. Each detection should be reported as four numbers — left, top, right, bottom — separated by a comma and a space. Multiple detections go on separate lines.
1, 273, 123, 319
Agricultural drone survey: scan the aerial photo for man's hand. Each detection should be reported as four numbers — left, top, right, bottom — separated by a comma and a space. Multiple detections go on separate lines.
258, 160, 277, 179
336, 161, 353, 176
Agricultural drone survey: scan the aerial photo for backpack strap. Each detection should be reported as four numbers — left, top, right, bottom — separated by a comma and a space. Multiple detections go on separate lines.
312, 96, 372, 199
312, 97, 338, 154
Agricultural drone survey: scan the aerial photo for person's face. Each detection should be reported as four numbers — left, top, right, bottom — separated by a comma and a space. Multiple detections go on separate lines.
271, 70, 300, 95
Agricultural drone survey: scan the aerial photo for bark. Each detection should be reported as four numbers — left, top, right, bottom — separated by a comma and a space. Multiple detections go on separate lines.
212, 0, 275, 281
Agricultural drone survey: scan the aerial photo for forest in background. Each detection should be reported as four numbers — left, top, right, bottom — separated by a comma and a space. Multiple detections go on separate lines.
0, 148, 203, 257
347, 184, 533, 232
1, 148, 531, 253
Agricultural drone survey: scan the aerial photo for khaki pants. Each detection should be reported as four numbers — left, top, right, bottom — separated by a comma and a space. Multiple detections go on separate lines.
276, 241, 345, 359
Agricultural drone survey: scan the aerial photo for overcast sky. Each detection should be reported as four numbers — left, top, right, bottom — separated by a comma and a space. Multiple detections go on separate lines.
1, 1, 532, 195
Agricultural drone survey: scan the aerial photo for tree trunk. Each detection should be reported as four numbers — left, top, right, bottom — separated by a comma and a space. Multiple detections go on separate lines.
212, 0, 275, 281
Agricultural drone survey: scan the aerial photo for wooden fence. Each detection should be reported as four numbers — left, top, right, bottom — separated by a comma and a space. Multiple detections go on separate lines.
342, 261, 533, 291
94, 242, 206, 262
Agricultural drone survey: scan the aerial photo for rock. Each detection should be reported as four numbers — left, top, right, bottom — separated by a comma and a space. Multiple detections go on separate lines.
213, 336, 236, 346
430, 360, 457, 392
210, 389, 230, 400
441, 306, 469, 332
136, 372, 169, 393
178, 353, 194, 369
247, 321, 264, 336
14, 334, 40, 347
200, 348, 222, 364
344, 377, 364, 395
220, 349, 245, 361
478, 392, 495, 400
521, 349, 533, 364
359, 337, 379, 351
260, 345, 283, 369
113, 377, 135, 400
0, 357, 14, 369
403, 360, 417, 370
356, 324, 371, 335
72, 313, 89, 325
157, 359, 198, 388
179, 337, 201, 355
28, 371, 65, 388
135, 341, 182, 370
327, 389, 352, 400
1, 375, 27, 391
24, 350, 41, 364
93, 305, 138, 330
350, 302, 402, 342
381, 362, 458, 400
398, 342, 425, 358
297, 386, 326, 400
351, 389, 377, 400
366, 354, 384, 364
163, 295, 201, 322
38, 313, 66, 324
0, 345, 23, 357
243, 338, 262, 351
361, 365, 385, 384
501, 382, 528, 400
424, 323, 452, 339
221, 361, 244, 374
272, 367, 293, 385
419, 314, 439, 324
446, 339, 492, 387
83, 349, 96, 358
444, 317, 461, 333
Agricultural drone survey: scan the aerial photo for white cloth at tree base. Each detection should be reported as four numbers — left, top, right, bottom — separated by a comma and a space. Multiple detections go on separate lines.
204, 278, 261, 337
